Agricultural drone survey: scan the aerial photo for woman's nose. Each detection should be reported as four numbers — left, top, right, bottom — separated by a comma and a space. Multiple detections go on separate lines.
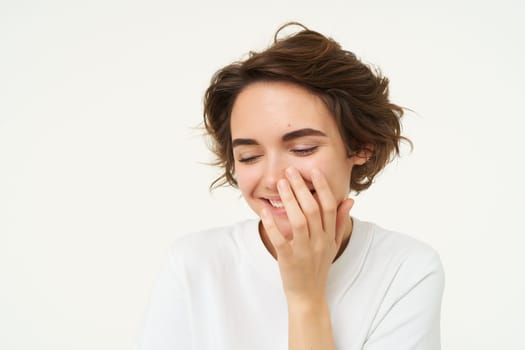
261, 156, 288, 190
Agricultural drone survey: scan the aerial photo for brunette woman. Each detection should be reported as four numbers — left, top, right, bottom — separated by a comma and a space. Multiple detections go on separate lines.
140, 22, 444, 350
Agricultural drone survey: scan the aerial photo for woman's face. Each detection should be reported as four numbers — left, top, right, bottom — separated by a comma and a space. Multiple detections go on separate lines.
230, 81, 365, 238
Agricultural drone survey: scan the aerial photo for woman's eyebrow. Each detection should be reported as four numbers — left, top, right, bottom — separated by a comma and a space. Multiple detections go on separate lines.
282, 128, 327, 141
232, 138, 259, 148
232, 128, 327, 148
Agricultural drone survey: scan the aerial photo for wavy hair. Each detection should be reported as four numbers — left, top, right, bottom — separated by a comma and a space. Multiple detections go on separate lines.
203, 22, 410, 193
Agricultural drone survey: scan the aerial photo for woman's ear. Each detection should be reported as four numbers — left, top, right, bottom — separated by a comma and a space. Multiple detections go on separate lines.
349, 144, 374, 165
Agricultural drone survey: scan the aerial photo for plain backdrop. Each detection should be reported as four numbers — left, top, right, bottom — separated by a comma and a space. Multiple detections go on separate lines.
1, 0, 524, 349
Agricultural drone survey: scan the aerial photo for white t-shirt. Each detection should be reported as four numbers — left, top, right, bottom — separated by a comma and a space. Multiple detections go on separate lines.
139, 218, 444, 350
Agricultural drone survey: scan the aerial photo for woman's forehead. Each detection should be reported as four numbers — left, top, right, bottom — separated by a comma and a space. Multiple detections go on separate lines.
230, 81, 337, 137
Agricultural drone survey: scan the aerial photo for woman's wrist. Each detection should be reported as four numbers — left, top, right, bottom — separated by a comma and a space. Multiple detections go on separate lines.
287, 296, 335, 350
287, 294, 330, 316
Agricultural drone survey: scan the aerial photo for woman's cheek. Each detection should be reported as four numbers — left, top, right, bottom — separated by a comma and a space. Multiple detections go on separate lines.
295, 158, 330, 185
236, 167, 259, 191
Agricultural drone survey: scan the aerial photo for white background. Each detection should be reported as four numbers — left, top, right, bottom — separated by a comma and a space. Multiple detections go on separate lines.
1, 0, 524, 349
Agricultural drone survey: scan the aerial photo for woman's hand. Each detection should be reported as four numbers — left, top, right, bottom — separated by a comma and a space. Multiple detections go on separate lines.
260, 166, 354, 305
261, 166, 353, 349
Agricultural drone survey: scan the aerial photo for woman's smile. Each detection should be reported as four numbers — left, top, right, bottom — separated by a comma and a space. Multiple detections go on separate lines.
230, 81, 365, 238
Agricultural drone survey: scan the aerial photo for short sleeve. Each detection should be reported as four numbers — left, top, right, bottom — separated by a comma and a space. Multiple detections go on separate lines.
139, 251, 192, 350
363, 251, 445, 350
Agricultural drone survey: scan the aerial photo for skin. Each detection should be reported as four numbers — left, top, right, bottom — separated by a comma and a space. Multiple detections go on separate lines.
230, 81, 368, 349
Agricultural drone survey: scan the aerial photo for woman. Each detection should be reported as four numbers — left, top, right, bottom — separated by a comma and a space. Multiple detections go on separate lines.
140, 23, 444, 350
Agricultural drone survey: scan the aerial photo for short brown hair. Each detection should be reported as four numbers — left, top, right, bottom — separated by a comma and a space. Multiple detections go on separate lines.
204, 22, 410, 193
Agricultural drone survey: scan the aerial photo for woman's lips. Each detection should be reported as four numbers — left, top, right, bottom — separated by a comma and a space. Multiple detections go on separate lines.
262, 198, 287, 216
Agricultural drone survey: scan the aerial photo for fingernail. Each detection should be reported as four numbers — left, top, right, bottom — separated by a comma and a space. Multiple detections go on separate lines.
285, 167, 298, 179
278, 179, 288, 191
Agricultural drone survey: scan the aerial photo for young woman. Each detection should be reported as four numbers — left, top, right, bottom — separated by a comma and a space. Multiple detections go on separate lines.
140, 23, 444, 350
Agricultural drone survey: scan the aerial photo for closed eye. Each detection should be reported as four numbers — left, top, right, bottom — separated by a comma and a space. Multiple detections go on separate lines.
238, 155, 261, 163
237, 146, 318, 163
292, 146, 318, 156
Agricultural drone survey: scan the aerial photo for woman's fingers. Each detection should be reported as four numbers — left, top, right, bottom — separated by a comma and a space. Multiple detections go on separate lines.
275, 166, 349, 250
310, 168, 337, 236
284, 167, 324, 238
277, 178, 310, 246
260, 208, 291, 257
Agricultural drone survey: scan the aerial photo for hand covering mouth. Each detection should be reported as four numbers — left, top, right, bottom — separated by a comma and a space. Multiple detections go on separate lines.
265, 189, 316, 208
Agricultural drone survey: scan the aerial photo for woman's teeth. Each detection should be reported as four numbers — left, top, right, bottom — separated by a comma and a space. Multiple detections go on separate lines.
267, 189, 316, 208
268, 199, 284, 208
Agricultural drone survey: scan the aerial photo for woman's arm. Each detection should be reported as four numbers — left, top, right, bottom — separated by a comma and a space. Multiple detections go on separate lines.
261, 167, 353, 350
287, 298, 336, 350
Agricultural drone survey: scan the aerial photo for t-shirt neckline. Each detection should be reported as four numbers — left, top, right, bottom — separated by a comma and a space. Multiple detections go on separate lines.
236, 217, 374, 295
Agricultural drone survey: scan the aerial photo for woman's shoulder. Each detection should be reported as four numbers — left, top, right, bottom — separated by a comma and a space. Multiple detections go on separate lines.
353, 218, 444, 281
358, 218, 440, 262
